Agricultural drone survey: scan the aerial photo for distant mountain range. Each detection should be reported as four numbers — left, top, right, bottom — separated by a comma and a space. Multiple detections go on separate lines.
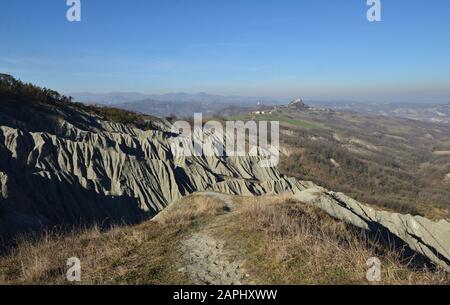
69, 92, 283, 118
69, 92, 450, 123
70, 92, 279, 106
69, 92, 151, 105
114, 99, 230, 118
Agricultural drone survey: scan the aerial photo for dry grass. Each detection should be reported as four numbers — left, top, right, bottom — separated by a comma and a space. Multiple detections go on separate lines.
433, 151, 450, 156
1, 194, 447, 285
0, 195, 224, 285
215, 195, 449, 285
156, 195, 225, 227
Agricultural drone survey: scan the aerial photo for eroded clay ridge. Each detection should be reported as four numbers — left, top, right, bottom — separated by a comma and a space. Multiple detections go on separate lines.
0, 104, 449, 272
295, 187, 450, 272
0, 105, 307, 236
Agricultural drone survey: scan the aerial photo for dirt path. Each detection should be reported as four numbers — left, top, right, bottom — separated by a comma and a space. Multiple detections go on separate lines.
179, 192, 249, 285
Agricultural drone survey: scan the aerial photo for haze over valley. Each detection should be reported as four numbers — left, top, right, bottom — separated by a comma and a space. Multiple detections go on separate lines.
1, 0, 450, 288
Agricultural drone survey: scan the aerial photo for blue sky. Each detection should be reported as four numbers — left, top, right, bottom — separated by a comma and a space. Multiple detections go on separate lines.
1, 0, 450, 102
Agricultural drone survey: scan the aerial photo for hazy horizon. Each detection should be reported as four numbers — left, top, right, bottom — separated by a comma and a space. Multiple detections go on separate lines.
67, 91, 450, 106
1, 0, 450, 103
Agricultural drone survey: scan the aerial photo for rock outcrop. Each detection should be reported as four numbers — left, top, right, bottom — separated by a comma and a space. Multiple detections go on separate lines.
0, 101, 307, 236
0, 99, 449, 272
295, 187, 450, 272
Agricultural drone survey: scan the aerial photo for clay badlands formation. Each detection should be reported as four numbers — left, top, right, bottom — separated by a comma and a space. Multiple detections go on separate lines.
0, 96, 449, 272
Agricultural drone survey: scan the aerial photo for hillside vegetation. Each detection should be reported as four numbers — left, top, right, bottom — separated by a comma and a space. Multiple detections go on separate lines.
225, 107, 450, 219
0, 74, 162, 130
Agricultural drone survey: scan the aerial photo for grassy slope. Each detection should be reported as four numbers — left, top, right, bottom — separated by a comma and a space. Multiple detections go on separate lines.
0, 196, 226, 284
1, 195, 447, 285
